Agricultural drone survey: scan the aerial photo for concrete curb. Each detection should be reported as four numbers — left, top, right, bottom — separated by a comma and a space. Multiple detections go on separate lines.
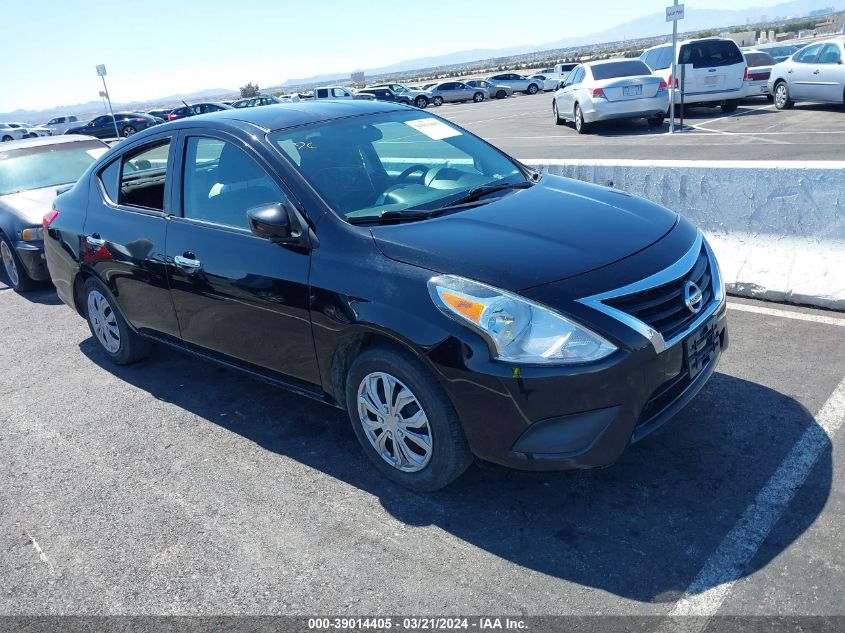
524, 159, 845, 311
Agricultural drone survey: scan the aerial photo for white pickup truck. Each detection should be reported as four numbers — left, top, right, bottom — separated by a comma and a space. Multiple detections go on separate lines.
539, 63, 578, 84
312, 86, 374, 100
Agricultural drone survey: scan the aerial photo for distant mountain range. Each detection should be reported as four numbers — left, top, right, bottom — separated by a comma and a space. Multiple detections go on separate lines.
278, 0, 845, 86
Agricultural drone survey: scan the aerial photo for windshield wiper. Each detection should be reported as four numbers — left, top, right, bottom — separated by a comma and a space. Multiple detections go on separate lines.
347, 210, 436, 225
436, 180, 535, 210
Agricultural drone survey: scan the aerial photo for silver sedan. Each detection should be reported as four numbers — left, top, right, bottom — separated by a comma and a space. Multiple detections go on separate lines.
424, 81, 488, 106
769, 38, 845, 109
553, 59, 670, 134
464, 79, 512, 99
486, 72, 542, 94
0, 124, 28, 142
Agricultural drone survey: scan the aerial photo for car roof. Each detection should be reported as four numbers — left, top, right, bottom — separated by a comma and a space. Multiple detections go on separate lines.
0, 134, 106, 151
643, 37, 736, 52
155, 100, 409, 133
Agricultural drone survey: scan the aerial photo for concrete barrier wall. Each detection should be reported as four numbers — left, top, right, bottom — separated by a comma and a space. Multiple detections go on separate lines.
523, 160, 845, 310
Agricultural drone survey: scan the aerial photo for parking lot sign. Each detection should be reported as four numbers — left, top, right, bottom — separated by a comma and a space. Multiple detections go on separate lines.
666, 4, 684, 22
95, 64, 107, 77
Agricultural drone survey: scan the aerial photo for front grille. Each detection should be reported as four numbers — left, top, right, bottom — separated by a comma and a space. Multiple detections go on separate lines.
604, 246, 713, 341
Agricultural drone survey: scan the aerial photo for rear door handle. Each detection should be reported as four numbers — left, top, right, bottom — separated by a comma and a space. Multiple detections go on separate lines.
86, 234, 105, 248
813, 70, 821, 75
174, 254, 201, 270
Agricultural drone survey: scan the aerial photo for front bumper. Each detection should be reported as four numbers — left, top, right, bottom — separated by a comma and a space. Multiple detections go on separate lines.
14, 241, 50, 281
585, 95, 670, 123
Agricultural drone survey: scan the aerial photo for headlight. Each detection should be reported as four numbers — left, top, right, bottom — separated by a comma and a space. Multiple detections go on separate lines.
21, 227, 44, 242
428, 275, 617, 365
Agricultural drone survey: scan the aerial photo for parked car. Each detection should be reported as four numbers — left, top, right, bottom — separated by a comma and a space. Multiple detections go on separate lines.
232, 95, 283, 108
167, 102, 234, 121
0, 123, 29, 142
464, 79, 512, 99
769, 38, 845, 110
641, 37, 747, 113
366, 83, 431, 108
486, 73, 542, 95
5, 122, 52, 138
753, 44, 801, 63
530, 74, 561, 91
425, 81, 488, 106
147, 108, 173, 119
539, 63, 578, 83
554, 59, 669, 133
355, 88, 412, 105
66, 113, 161, 139
0, 135, 108, 291
41, 115, 80, 135
740, 50, 776, 101
313, 86, 373, 100
44, 100, 726, 491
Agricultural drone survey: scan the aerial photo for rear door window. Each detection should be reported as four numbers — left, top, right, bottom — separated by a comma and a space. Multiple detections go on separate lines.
794, 44, 823, 64
591, 60, 652, 80
119, 140, 171, 211
818, 44, 842, 64
679, 40, 744, 68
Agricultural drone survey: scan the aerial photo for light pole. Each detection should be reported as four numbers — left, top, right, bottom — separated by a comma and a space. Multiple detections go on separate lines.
96, 64, 121, 139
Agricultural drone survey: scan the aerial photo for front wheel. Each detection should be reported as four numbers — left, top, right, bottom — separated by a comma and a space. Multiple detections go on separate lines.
774, 82, 794, 110
574, 104, 591, 134
1, 135, 11, 142
473, 92, 484, 103
553, 100, 563, 125
414, 96, 428, 109
720, 99, 739, 113
527, 83, 539, 95
346, 347, 473, 491
83, 277, 152, 365
0, 234, 35, 292
496, 90, 507, 99
432, 96, 444, 107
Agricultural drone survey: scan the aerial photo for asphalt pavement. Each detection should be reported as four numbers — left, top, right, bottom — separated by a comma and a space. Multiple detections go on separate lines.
432, 92, 845, 161
1, 274, 844, 623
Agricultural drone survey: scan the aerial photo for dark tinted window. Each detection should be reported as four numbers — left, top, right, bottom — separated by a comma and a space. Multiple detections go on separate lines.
795, 44, 823, 63
119, 141, 170, 211
744, 52, 775, 67
316, 89, 329, 98
591, 60, 652, 80
680, 40, 744, 68
182, 137, 283, 230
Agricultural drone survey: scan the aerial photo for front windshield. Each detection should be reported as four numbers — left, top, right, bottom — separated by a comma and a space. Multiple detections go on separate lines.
270, 110, 524, 221
0, 141, 107, 195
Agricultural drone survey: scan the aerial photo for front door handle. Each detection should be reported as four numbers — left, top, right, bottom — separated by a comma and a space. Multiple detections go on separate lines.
174, 254, 201, 270
813, 69, 820, 75
86, 234, 105, 248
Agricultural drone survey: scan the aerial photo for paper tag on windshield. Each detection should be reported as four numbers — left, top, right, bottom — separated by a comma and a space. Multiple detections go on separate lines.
405, 118, 461, 140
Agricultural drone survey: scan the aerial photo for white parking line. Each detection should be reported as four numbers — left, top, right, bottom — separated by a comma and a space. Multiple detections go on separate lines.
692, 104, 775, 129
665, 373, 845, 628
728, 301, 845, 326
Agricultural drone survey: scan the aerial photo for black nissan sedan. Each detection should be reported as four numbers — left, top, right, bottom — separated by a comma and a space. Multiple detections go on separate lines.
43, 101, 727, 491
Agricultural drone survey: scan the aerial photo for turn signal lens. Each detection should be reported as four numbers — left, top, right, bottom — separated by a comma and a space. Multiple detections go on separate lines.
440, 291, 484, 324
21, 227, 44, 241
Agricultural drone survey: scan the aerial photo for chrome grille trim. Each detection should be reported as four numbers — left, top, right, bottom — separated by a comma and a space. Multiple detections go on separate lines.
577, 232, 725, 353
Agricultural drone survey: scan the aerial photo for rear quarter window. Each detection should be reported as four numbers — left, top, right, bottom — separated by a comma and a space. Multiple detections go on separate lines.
680, 40, 744, 68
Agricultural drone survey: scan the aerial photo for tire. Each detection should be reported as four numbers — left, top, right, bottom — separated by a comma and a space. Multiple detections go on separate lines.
121, 125, 136, 138
82, 277, 151, 365
473, 92, 484, 103
345, 346, 473, 492
574, 104, 591, 134
1, 135, 11, 142
774, 82, 794, 110
553, 100, 564, 125
720, 99, 739, 113
0, 233, 35, 292
527, 83, 539, 95
647, 115, 665, 128
432, 96, 444, 107
414, 96, 428, 109
496, 90, 507, 99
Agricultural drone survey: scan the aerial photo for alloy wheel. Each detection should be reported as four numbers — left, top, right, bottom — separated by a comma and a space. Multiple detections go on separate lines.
122, 126, 136, 138
356, 371, 433, 473
0, 241, 20, 287
87, 290, 121, 353
775, 84, 788, 108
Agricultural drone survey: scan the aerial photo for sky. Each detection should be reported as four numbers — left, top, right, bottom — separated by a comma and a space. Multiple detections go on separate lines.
1, 0, 779, 113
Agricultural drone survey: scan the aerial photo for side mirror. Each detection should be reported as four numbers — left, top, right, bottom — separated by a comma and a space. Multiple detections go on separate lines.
247, 202, 302, 244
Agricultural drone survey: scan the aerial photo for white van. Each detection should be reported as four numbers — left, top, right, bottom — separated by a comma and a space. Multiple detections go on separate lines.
641, 38, 747, 112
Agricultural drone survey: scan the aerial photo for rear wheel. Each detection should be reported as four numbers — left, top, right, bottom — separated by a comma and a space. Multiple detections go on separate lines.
574, 104, 591, 134
527, 83, 539, 95
432, 96, 444, 107
346, 347, 473, 492
1, 135, 11, 142
496, 90, 507, 99
720, 99, 739, 113
774, 82, 794, 110
647, 114, 665, 128
473, 92, 484, 103
83, 277, 151, 365
0, 234, 35, 292
414, 96, 428, 109
121, 125, 136, 138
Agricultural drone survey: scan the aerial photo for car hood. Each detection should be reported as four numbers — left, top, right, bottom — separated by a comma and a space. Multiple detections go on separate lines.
370, 175, 678, 291
0, 185, 66, 226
